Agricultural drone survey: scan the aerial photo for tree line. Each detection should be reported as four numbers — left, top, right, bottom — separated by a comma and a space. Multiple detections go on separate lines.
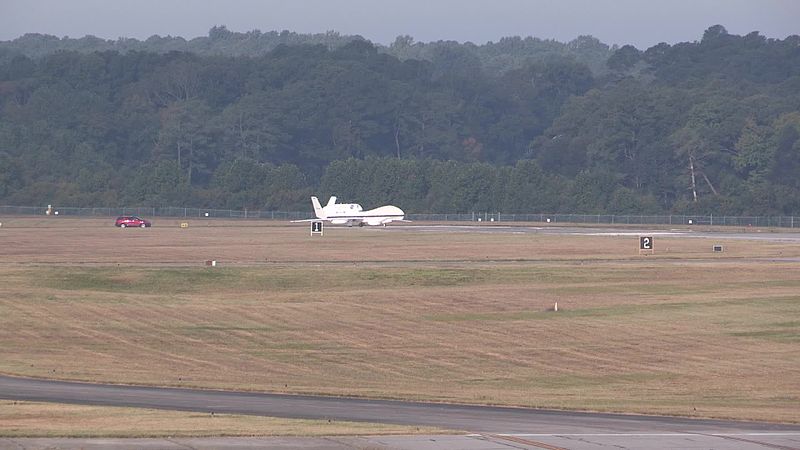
0, 26, 614, 76
0, 25, 798, 214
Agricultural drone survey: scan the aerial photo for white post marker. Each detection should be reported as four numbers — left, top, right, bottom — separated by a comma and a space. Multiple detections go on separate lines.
554, 302, 558, 312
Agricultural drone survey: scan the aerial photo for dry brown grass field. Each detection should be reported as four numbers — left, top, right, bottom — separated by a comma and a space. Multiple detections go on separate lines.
0, 216, 799, 429
0, 400, 439, 437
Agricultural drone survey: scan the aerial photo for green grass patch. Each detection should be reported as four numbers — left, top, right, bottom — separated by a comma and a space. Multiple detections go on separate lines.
729, 320, 800, 342
458, 372, 674, 389
730, 330, 800, 342
426, 302, 697, 322
427, 295, 800, 325
546, 283, 719, 296
732, 280, 800, 289
180, 325, 280, 333
356, 268, 484, 286
531, 372, 676, 389
723, 295, 800, 305
40, 268, 235, 294
26, 266, 610, 296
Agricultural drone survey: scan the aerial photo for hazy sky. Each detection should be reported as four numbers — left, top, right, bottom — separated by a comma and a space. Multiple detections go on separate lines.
1, 0, 798, 49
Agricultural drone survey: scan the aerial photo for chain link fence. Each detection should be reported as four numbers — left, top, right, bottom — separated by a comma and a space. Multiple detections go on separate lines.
1, 205, 797, 228
0, 205, 311, 221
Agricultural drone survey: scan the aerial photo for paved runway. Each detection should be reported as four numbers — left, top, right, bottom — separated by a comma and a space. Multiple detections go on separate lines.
388, 224, 800, 243
1, 375, 799, 449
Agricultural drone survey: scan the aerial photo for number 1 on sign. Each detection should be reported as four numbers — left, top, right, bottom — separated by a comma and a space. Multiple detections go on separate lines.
311, 221, 324, 236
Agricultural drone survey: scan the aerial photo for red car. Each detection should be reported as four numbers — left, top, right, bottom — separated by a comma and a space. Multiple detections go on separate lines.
115, 216, 151, 228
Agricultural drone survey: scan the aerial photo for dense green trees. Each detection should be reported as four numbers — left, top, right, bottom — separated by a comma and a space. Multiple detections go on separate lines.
0, 26, 798, 214
1, 27, 614, 77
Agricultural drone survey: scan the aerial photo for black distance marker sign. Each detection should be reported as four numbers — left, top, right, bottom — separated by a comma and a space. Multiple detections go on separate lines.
311, 221, 323, 235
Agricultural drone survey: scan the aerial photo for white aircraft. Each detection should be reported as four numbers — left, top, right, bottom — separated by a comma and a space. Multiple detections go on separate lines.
293, 196, 407, 226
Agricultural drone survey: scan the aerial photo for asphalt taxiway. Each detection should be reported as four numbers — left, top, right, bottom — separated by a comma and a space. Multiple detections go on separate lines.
1, 375, 798, 449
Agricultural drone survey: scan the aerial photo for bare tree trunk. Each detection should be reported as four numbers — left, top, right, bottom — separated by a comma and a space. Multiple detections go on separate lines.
238, 112, 247, 159
187, 142, 193, 185
701, 172, 719, 196
254, 134, 262, 162
419, 120, 426, 156
186, 134, 194, 185
689, 154, 698, 202
346, 119, 353, 153
394, 120, 401, 159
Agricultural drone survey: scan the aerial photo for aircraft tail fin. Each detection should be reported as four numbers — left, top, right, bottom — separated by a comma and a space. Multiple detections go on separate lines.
326, 196, 337, 208
311, 196, 324, 218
